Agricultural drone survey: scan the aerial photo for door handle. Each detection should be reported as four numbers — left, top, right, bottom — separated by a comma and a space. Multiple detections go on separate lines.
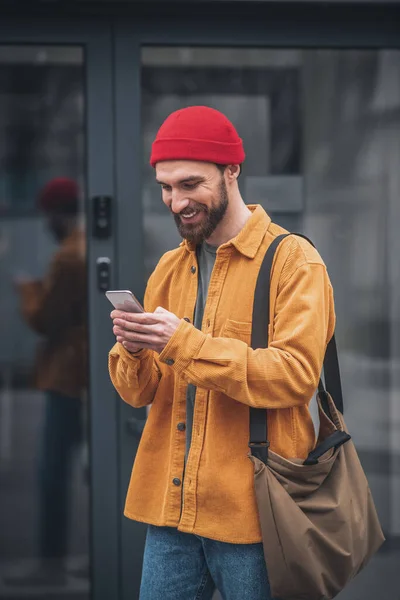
92, 195, 112, 238
96, 257, 111, 291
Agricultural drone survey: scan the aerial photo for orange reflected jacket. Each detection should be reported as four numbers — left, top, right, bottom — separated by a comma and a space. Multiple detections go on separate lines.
109, 205, 336, 543
18, 228, 87, 398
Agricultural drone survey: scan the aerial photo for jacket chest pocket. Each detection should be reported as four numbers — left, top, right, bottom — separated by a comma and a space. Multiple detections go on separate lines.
221, 319, 252, 344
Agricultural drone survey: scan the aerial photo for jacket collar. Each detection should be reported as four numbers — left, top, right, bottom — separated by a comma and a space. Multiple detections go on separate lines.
179, 204, 271, 259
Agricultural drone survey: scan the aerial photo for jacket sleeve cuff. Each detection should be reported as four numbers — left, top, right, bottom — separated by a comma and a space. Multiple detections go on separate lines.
158, 319, 206, 374
110, 342, 151, 365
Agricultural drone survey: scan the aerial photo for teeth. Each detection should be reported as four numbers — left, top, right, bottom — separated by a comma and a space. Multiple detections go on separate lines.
182, 211, 197, 218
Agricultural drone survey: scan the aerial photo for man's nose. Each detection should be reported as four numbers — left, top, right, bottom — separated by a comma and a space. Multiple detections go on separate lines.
170, 192, 190, 215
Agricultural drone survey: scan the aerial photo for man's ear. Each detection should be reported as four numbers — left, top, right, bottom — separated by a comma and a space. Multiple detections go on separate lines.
226, 164, 241, 182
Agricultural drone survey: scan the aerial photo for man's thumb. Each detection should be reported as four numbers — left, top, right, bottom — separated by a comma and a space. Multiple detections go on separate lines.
154, 306, 167, 314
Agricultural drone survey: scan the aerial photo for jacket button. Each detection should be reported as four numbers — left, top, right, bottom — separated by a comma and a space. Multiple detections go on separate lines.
165, 358, 175, 366
191, 266, 196, 274
183, 317, 190, 323
173, 478, 181, 486
177, 422, 186, 431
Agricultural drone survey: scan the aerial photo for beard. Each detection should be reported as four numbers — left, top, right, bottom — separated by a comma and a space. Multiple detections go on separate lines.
173, 177, 229, 245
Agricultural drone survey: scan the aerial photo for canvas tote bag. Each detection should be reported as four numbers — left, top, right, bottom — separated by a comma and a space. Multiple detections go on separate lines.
249, 233, 385, 600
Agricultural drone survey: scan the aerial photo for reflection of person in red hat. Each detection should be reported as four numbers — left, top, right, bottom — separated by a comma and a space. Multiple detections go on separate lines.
10, 177, 87, 587
108, 105, 337, 600
38, 177, 80, 240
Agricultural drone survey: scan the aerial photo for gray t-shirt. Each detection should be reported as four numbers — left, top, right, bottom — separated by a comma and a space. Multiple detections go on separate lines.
185, 242, 217, 458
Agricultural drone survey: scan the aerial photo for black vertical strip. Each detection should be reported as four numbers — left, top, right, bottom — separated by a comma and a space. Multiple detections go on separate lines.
249, 234, 289, 461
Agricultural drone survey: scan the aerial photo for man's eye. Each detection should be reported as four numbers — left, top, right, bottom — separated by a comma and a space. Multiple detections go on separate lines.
161, 185, 171, 191
183, 183, 197, 190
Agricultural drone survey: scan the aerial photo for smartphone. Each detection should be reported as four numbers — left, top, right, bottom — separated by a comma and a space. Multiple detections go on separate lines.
105, 290, 144, 313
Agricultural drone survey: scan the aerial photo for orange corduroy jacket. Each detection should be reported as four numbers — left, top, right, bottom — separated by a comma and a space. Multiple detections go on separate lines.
108, 205, 336, 544
18, 228, 87, 398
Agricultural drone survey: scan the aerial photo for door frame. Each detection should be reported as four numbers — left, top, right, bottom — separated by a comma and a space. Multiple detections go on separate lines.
113, 10, 400, 600
0, 18, 120, 600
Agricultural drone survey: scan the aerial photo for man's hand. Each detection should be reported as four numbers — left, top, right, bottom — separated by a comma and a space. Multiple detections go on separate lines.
13, 273, 37, 290
111, 306, 182, 354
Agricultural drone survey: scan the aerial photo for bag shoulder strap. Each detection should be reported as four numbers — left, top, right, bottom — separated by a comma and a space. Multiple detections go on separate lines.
249, 233, 344, 463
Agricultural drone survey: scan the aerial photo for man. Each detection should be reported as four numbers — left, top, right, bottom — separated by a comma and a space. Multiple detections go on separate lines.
12, 177, 87, 585
109, 106, 335, 600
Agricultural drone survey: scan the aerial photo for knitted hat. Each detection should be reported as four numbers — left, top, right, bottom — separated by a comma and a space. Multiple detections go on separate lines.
38, 177, 79, 214
150, 106, 245, 167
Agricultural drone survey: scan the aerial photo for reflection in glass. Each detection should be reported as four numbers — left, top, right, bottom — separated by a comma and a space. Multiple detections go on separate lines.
141, 47, 400, 600
0, 46, 89, 597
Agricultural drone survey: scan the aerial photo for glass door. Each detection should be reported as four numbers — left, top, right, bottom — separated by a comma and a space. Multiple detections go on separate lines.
0, 21, 119, 600
115, 17, 400, 600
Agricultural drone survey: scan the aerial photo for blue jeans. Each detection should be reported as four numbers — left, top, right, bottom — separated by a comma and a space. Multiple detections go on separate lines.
139, 525, 273, 600
38, 391, 82, 558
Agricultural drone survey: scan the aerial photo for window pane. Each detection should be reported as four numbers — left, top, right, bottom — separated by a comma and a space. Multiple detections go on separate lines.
0, 45, 89, 596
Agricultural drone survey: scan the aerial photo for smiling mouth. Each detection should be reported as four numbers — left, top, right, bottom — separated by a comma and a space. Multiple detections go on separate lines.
180, 209, 203, 220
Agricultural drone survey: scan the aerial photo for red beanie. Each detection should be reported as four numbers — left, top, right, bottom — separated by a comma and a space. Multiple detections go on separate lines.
38, 177, 79, 213
150, 106, 245, 167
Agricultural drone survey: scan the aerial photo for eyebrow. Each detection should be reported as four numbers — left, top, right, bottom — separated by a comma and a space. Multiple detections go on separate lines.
156, 176, 206, 185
